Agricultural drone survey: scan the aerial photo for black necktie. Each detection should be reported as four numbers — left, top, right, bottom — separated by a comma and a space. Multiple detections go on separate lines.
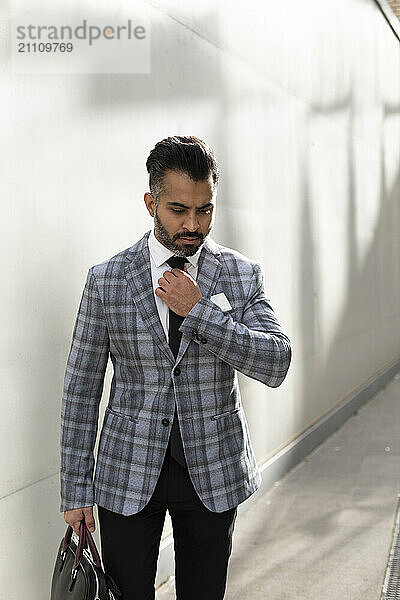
165, 255, 188, 468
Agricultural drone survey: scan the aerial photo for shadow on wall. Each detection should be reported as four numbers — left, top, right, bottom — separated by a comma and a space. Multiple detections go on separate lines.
227, 63, 400, 592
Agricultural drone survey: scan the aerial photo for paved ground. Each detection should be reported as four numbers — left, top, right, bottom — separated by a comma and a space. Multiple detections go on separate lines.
156, 371, 400, 599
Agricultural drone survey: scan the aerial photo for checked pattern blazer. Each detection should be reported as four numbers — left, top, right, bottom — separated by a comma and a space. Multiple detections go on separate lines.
60, 229, 292, 515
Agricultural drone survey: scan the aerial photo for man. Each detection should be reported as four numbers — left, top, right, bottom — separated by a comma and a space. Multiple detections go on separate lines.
60, 135, 292, 599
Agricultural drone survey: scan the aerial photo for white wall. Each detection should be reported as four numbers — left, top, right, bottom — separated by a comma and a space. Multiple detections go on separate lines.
1, 0, 399, 597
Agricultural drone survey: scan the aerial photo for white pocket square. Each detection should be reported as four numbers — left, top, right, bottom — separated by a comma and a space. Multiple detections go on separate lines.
210, 292, 232, 312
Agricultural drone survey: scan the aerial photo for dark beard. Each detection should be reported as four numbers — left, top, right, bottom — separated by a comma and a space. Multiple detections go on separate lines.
153, 209, 212, 257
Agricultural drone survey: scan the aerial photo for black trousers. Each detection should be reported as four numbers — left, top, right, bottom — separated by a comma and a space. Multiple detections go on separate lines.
97, 445, 238, 600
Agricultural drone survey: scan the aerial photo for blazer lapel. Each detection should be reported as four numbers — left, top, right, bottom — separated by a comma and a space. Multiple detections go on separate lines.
124, 230, 222, 364
124, 231, 174, 363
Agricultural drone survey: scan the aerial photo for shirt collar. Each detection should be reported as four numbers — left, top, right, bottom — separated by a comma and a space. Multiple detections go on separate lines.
148, 227, 202, 269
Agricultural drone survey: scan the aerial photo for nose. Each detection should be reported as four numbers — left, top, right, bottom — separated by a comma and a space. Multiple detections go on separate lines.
182, 214, 200, 233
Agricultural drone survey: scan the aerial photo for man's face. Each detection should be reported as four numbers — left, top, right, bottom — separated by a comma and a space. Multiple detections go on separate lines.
144, 169, 216, 257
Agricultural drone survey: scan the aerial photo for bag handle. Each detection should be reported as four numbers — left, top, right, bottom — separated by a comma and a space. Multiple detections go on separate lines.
61, 519, 122, 596
83, 523, 102, 567
61, 519, 102, 570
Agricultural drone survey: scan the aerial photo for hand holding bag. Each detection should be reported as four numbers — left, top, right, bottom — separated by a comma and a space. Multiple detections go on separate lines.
50, 517, 122, 599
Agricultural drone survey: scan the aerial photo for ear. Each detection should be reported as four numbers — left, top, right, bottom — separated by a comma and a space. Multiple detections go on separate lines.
143, 192, 155, 217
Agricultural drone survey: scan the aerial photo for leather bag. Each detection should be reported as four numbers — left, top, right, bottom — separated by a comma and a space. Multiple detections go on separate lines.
50, 518, 122, 599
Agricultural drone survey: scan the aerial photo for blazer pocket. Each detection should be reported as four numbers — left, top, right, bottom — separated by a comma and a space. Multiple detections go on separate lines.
106, 406, 139, 423
210, 406, 241, 420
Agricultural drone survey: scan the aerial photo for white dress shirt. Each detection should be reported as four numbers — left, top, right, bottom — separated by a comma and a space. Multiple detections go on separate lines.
147, 227, 203, 341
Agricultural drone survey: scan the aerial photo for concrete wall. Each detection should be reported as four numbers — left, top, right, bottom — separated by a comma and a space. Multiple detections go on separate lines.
1, 0, 399, 597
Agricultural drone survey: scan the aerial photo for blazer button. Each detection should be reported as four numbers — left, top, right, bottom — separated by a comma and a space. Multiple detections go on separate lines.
174, 367, 181, 376
162, 418, 170, 426
192, 328, 198, 336
200, 338, 207, 343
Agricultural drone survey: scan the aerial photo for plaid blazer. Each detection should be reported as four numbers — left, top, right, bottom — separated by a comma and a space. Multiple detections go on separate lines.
60, 229, 291, 515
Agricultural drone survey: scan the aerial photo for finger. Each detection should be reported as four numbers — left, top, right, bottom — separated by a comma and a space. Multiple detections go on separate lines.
158, 277, 168, 286
85, 516, 96, 533
176, 267, 192, 279
163, 270, 176, 280
72, 521, 82, 536
83, 507, 95, 533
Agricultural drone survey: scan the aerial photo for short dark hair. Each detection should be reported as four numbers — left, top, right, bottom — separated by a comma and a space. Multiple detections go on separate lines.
146, 135, 220, 200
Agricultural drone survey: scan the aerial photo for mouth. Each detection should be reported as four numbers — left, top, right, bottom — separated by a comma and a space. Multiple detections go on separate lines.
179, 236, 200, 243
